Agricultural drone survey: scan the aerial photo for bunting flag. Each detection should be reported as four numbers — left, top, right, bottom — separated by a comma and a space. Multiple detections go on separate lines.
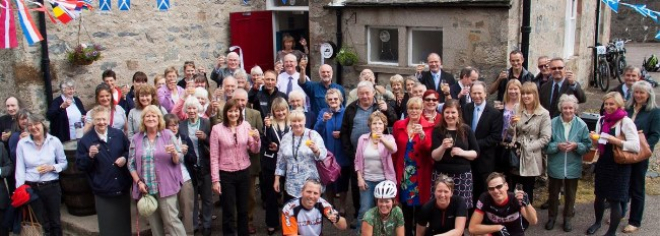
601, 0, 619, 13
656, 31, 660, 40
1, 0, 18, 48
156, 0, 168, 11
118, 0, 129, 11
14, 0, 43, 45
51, 2, 73, 24
99, 0, 109, 11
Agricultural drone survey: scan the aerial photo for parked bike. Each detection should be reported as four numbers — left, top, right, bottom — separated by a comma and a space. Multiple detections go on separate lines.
605, 39, 630, 84
590, 44, 610, 91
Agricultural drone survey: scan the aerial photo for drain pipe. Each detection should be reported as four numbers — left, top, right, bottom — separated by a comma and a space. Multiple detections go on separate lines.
520, 0, 531, 69
335, 8, 343, 85
38, 0, 53, 108
593, 0, 601, 84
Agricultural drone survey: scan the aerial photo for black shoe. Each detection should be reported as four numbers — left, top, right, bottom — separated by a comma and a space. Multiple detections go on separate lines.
545, 218, 556, 230
587, 223, 601, 235
563, 220, 573, 232
202, 227, 211, 236
540, 201, 550, 210
267, 228, 276, 235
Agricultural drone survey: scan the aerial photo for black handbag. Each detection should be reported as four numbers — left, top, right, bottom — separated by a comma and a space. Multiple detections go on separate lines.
506, 143, 521, 170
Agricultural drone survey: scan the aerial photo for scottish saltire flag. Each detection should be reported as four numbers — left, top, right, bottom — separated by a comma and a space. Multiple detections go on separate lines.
157, 0, 168, 11
15, 0, 43, 45
118, 0, 129, 11
601, 0, 619, 13
1, 0, 18, 48
99, 0, 110, 11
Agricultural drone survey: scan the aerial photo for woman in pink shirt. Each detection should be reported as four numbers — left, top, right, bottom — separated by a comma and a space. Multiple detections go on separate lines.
210, 99, 261, 235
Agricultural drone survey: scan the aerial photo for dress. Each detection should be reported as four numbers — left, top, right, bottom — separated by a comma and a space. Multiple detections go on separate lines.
400, 141, 421, 206
594, 128, 631, 202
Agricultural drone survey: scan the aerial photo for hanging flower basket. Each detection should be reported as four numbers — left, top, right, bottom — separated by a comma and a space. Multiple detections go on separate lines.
336, 46, 359, 66
66, 44, 104, 66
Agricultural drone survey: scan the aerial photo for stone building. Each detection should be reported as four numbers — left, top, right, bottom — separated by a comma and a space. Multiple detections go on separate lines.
0, 0, 610, 115
609, 0, 660, 43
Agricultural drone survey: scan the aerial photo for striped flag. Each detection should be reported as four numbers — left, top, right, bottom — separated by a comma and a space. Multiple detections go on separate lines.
15, 0, 43, 45
52, 2, 73, 24
1, 0, 18, 48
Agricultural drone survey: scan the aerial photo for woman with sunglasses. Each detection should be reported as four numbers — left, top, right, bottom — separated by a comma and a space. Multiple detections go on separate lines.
469, 172, 537, 236
416, 175, 467, 236
421, 90, 441, 125
210, 99, 261, 236
361, 180, 404, 236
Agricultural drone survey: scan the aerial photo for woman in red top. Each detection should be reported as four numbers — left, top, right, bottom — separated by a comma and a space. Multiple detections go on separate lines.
391, 97, 434, 236
421, 90, 442, 125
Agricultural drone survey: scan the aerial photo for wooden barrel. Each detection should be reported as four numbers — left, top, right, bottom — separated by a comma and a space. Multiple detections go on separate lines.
61, 140, 97, 216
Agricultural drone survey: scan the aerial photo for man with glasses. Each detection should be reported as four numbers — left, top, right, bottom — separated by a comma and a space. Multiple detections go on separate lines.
298, 64, 346, 115
488, 50, 535, 101
533, 56, 552, 88
211, 52, 243, 87
539, 58, 586, 118
469, 172, 538, 236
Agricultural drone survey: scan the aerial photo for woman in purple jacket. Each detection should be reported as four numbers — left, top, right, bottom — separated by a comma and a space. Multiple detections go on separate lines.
354, 111, 398, 228
158, 67, 185, 113
128, 105, 186, 235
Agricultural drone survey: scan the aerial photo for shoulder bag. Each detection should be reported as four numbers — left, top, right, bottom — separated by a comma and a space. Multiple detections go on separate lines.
308, 132, 341, 185
613, 122, 652, 164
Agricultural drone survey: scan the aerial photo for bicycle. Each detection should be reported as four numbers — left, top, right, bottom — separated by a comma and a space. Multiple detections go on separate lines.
605, 39, 631, 84
589, 44, 610, 91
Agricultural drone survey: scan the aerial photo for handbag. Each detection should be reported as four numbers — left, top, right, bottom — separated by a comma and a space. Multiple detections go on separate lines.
613, 129, 652, 164
20, 206, 43, 236
308, 132, 341, 185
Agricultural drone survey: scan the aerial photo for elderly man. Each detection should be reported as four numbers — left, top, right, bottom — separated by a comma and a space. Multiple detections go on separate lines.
539, 58, 586, 118
277, 54, 309, 100
346, 69, 394, 105
450, 67, 480, 106
411, 83, 427, 98
252, 70, 288, 120
416, 53, 456, 102
533, 56, 552, 88
298, 64, 346, 115
281, 180, 347, 235
1, 97, 20, 149
488, 50, 535, 101
210, 52, 242, 87
341, 81, 397, 228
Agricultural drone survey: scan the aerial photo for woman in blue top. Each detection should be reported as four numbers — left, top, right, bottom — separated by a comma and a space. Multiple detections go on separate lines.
313, 88, 348, 215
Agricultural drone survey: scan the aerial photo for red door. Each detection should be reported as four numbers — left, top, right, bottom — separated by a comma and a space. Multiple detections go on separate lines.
230, 11, 274, 71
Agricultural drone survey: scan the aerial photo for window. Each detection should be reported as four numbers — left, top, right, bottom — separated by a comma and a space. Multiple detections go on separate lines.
368, 27, 399, 65
267, 0, 309, 11
408, 28, 443, 66
563, 0, 578, 58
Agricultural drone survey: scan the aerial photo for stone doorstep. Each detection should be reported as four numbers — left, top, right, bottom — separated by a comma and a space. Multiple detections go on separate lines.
60, 200, 152, 236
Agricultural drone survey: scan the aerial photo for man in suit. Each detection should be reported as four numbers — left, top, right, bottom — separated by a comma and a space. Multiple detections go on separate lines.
539, 58, 586, 118
462, 81, 503, 204
417, 53, 456, 102
488, 50, 535, 101
450, 67, 479, 106
599, 66, 641, 115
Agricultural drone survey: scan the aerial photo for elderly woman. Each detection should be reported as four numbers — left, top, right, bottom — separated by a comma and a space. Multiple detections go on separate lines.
76, 106, 132, 236
248, 66, 264, 102
431, 99, 479, 210
127, 85, 168, 138
288, 90, 316, 128
128, 105, 186, 236
274, 109, 328, 201
47, 79, 86, 142
544, 94, 591, 232
158, 66, 185, 113
261, 98, 290, 234
355, 111, 398, 226
15, 114, 67, 235
587, 92, 641, 236
509, 82, 551, 203
84, 83, 127, 133
234, 69, 251, 91
210, 99, 261, 236
416, 175, 468, 236
498, 79, 523, 173
391, 97, 434, 235
276, 34, 308, 63
172, 87, 211, 120
422, 90, 441, 125
621, 81, 660, 233
313, 89, 349, 213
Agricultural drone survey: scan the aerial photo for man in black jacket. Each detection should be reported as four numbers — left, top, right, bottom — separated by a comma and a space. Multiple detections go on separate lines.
488, 50, 535, 101
417, 53, 456, 103
450, 67, 479, 106
539, 58, 586, 118
251, 70, 288, 120
533, 56, 552, 88
462, 81, 503, 204
340, 80, 397, 228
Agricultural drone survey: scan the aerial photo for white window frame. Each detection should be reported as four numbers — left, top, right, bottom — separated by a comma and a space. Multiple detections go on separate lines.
266, 0, 309, 11
367, 27, 399, 66
407, 27, 443, 66
563, 0, 577, 58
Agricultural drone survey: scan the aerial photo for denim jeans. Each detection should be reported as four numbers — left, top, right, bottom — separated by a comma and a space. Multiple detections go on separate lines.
357, 180, 379, 227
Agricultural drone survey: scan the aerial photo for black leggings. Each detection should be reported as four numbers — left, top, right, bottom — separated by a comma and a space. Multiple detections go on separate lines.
594, 196, 623, 235
401, 204, 421, 236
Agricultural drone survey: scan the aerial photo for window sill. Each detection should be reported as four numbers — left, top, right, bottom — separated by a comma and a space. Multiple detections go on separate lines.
354, 64, 417, 75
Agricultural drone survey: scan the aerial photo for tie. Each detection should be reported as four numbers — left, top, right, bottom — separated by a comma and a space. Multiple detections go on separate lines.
434, 73, 440, 90
551, 83, 559, 105
287, 77, 293, 94
472, 107, 480, 131
626, 88, 631, 100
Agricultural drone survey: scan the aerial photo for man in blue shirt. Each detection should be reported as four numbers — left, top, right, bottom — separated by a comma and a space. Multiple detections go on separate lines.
298, 64, 346, 115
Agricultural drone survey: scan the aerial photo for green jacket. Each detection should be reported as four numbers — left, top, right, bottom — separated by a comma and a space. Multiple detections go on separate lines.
546, 116, 591, 179
627, 106, 660, 151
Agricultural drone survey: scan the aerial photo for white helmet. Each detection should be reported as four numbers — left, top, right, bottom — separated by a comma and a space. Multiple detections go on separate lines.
374, 180, 397, 199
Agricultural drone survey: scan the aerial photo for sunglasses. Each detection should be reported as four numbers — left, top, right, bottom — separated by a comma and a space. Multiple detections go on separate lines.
487, 184, 505, 191
550, 66, 565, 71
538, 64, 549, 69
424, 98, 438, 102
327, 98, 339, 101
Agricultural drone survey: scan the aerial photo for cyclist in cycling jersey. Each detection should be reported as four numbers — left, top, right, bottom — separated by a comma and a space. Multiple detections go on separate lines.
281, 179, 347, 235
361, 180, 405, 236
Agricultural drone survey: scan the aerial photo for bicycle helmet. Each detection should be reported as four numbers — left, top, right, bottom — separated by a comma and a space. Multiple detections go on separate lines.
374, 180, 397, 199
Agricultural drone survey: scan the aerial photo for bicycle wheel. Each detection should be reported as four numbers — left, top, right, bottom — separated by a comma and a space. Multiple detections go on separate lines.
616, 55, 626, 83
598, 61, 610, 91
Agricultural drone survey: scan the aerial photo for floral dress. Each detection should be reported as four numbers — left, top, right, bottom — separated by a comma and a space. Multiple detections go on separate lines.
400, 141, 420, 206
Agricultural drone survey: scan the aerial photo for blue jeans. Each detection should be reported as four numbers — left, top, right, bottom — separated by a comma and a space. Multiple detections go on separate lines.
357, 180, 380, 227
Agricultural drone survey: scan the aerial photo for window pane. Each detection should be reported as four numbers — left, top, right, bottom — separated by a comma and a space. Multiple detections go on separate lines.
411, 30, 443, 64
369, 28, 399, 63
274, 0, 308, 7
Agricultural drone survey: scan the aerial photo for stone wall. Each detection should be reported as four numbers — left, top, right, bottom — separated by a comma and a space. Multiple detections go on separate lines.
1, 1, 254, 115
610, 0, 660, 43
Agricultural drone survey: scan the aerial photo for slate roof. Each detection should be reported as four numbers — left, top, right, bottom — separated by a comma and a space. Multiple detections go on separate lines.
341, 0, 510, 7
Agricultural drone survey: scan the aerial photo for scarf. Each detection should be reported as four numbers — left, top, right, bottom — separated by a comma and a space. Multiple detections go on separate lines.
598, 108, 627, 153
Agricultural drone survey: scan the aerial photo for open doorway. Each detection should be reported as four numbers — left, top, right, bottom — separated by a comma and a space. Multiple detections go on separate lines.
273, 11, 309, 75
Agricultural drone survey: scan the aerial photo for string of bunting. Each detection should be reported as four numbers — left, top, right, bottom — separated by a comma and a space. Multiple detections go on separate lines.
601, 0, 660, 40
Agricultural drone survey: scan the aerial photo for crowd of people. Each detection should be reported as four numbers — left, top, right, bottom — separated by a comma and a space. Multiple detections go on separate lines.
0, 47, 658, 236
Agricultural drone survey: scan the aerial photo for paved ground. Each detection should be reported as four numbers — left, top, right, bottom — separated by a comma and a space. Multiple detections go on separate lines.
61, 43, 660, 235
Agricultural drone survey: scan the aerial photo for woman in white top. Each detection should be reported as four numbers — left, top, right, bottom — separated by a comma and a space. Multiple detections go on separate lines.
84, 83, 127, 134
